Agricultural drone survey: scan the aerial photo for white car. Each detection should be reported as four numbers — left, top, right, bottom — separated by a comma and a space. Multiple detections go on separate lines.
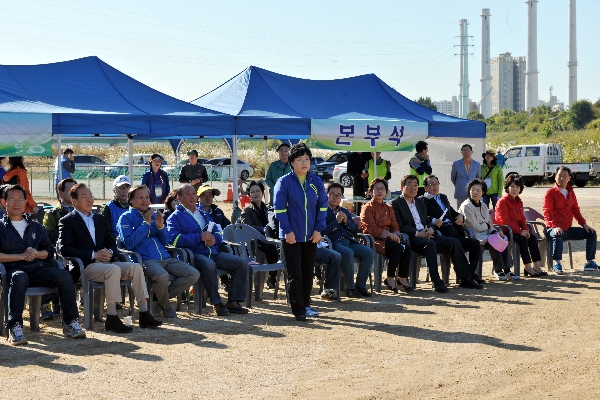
203, 158, 254, 180
332, 162, 354, 187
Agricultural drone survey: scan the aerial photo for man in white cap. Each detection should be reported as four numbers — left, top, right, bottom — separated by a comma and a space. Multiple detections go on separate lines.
101, 175, 132, 239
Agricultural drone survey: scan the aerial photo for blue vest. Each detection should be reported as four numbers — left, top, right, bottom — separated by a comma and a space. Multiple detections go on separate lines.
107, 200, 129, 237
54, 155, 71, 185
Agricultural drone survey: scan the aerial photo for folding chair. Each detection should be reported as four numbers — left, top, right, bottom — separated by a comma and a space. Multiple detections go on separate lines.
0, 262, 59, 336
523, 206, 572, 271
223, 223, 287, 308
470, 211, 516, 278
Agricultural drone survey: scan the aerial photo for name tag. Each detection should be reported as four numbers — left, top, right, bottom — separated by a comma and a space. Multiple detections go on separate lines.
154, 186, 163, 199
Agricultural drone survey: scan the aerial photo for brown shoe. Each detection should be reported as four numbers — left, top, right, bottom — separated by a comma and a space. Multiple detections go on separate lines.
226, 301, 249, 314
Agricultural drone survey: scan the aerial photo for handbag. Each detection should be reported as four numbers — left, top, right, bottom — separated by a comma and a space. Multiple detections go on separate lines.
487, 232, 508, 252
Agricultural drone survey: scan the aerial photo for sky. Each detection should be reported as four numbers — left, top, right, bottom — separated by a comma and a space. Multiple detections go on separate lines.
1, 0, 598, 107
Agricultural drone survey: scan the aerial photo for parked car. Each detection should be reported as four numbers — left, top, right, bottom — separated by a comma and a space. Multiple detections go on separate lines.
332, 162, 354, 187
106, 153, 168, 179
70, 154, 110, 180
309, 156, 326, 173
314, 152, 352, 181
203, 158, 254, 180
163, 158, 208, 174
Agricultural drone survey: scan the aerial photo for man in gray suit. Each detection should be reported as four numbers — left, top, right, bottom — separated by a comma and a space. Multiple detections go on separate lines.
450, 144, 481, 208
391, 175, 483, 292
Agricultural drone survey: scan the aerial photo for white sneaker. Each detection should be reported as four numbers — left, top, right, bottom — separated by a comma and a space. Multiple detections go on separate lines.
8, 322, 28, 345
63, 319, 86, 339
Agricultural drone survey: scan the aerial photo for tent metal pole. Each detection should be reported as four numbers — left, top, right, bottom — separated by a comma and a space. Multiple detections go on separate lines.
232, 135, 238, 204
263, 137, 268, 202
57, 134, 62, 183
127, 135, 134, 184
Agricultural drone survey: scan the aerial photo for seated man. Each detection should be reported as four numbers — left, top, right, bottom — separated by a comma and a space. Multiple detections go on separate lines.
167, 184, 249, 316
0, 184, 7, 217
421, 175, 483, 283
40, 177, 77, 319
543, 166, 597, 274
0, 184, 85, 345
58, 183, 162, 333
323, 183, 374, 298
197, 185, 231, 230
391, 175, 483, 292
101, 175, 132, 239
118, 185, 200, 318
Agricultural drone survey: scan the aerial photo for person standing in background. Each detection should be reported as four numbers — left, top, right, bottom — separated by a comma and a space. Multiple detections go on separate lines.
3, 157, 37, 214
141, 153, 170, 204
450, 144, 481, 209
0, 157, 8, 182
346, 152, 372, 215
409, 141, 432, 197
265, 143, 291, 205
481, 150, 504, 210
54, 148, 75, 186
178, 149, 208, 192
496, 148, 505, 168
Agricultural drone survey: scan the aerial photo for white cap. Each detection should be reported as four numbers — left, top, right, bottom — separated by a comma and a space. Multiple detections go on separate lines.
113, 175, 132, 188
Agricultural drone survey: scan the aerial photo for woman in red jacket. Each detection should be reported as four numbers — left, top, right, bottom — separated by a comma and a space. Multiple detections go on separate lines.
495, 173, 546, 277
2, 157, 37, 214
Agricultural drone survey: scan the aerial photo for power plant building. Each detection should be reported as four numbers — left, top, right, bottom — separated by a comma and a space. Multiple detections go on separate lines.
490, 52, 526, 114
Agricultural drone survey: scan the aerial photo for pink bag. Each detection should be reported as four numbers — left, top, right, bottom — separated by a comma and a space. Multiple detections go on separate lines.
487, 233, 508, 252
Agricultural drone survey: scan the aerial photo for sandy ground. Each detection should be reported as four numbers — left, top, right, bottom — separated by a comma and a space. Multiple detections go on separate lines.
2, 186, 600, 399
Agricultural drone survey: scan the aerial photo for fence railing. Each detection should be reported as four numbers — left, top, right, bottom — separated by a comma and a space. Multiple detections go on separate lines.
28, 165, 235, 200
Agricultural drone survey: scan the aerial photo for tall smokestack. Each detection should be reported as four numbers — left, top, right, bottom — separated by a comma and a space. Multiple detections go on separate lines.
459, 19, 470, 118
568, 0, 578, 106
525, 0, 539, 111
480, 9, 492, 118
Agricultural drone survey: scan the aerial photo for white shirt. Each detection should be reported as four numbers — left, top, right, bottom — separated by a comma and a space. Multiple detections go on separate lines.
559, 188, 568, 199
11, 219, 28, 239
407, 200, 425, 231
76, 209, 96, 245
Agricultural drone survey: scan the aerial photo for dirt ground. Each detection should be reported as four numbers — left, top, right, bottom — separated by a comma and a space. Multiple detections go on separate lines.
2, 186, 600, 399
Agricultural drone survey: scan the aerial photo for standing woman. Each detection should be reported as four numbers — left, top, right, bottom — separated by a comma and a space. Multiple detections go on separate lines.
460, 179, 516, 280
360, 178, 412, 292
495, 173, 547, 277
481, 150, 503, 209
2, 156, 37, 214
140, 153, 170, 204
273, 143, 327, 321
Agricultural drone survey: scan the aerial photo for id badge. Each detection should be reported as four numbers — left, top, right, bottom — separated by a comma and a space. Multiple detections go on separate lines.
154, 186, 163, 199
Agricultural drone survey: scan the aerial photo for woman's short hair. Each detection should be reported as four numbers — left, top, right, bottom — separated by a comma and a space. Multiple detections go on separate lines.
288, 143, 312, 163
164, 189, 179, 211
368, 178, 388, 194
504, 173, 524, 194
246, 180, 265, 195
466, 178, 487, 196
127, 185, 150, 205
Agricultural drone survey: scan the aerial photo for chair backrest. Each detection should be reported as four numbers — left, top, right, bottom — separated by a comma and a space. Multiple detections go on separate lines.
523, 206, 544, 222
223, 223, 265, 263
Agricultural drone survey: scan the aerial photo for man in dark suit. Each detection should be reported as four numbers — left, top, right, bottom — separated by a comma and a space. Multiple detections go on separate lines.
58, 183, 162, 333
421, 175, 483, 283
391, 175, 482, 292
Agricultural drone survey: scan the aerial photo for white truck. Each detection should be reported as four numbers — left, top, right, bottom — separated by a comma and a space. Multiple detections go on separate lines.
502, 143, 599, 187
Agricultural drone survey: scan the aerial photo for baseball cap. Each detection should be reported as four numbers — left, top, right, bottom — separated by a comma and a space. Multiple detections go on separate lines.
187, 149, 199, 156
113, 175, 132, 188
197, 185, 221, 197
150, 153, 164, 162
276, 143, 290, 151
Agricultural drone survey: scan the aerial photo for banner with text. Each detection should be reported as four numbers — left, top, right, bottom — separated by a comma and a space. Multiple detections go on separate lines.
309, 119, 428, 151
0, 113, 53, 156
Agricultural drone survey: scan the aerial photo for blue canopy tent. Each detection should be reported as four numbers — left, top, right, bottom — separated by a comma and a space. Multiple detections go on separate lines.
192, 66, 486, 203
0, 56, 235, 182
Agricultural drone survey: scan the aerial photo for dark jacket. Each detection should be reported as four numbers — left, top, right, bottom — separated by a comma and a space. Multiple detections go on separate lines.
391, 195, 428, 237
0, 213, 55, 273
239, 201, 270, 234
100, 199, 129, 239
42, 203, 74, 245
421, 192, 467, 237
204, 204, 231, 229
141, 169, 170, 204
323, 206, 359, 244
58, 210, 117, 268
178, 163, 209, 190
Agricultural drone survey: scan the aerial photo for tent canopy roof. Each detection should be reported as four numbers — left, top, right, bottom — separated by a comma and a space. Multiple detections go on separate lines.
0, 56, 233, 137
192, 66, 485, 138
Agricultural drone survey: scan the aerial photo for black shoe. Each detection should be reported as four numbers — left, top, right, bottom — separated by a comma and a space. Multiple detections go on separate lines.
105, 315, 133, 333
115, 302, 123, 310
432, 280, 449, 293
214, 303, 230, 316
459, 276, 484, 289
295, 314, 307, 321
266, 275, 276, 289
524, 268, 541, 277
139, 311, 162, 329
472, 274, 486, 284
355, 286, 372, 297
396, 278, 414, 292
345, 289, 363, 298
226, 301, 250, 314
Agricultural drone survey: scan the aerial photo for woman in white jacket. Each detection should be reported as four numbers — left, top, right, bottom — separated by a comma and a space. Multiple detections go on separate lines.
459, 179, 516, 281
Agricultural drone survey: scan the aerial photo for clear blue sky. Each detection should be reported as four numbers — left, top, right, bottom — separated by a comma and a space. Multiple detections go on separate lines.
1, 0, 597, 106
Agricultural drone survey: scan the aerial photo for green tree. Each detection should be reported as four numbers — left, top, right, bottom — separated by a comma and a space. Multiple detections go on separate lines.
570, 100, 594, 129
415, 97, 437, 112
466, 110, 484, 121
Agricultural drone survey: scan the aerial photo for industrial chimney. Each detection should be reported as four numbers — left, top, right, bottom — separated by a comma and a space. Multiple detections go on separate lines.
568, 0, 577, 106
525, 0, 539, 111
459, 19, 470, 118
480, 9, 492, 118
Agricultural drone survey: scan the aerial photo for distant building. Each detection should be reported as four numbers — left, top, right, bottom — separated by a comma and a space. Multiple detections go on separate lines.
490, 52, 526, 115
433, 96, 460, 117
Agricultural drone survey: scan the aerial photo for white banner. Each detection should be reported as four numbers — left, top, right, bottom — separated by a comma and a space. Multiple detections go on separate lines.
309, 119, 428, 151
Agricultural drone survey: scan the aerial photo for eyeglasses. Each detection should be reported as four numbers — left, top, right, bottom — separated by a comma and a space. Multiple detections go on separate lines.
249, 191, 262, 195
328, 193, 342, 199
372, 187, 386, 192
427, 182, 439, 186
6, 198, 26, 204
469, 188, 483, 193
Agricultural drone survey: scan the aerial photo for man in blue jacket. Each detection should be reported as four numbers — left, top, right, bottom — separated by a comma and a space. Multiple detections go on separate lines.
118, 185, 200, 318
0, 184, 85, 345
323, 183, 374, 298
167, 184, 249, 316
